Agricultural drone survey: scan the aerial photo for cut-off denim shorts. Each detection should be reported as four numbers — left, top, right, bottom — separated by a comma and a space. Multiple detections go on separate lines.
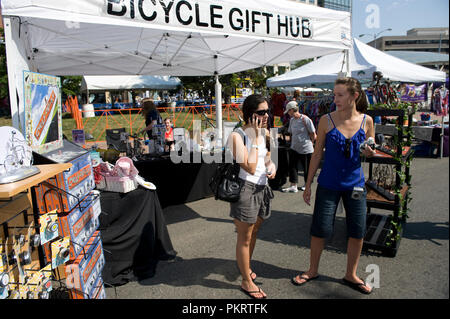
310, 184, 367, 239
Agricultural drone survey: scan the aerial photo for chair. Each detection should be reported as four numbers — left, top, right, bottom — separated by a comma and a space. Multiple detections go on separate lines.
105, 128, 128, 152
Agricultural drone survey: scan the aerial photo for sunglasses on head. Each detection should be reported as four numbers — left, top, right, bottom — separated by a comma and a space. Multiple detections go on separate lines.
254, 109, 269, 116
344, 139, 351, 158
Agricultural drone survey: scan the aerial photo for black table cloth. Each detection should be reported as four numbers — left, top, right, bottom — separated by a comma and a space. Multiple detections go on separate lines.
134, 154, 219, 208
99, 187, 176, 286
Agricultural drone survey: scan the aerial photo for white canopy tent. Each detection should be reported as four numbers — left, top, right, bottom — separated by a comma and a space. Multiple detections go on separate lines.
267, 38, 447, 88
81, 75, 181, 91
2, 0, 351, 143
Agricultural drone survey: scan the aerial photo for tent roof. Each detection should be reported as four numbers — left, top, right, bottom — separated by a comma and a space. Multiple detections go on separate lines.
267, 38, 447, 87
81, 75, 181, 91
1, 0, 351, 76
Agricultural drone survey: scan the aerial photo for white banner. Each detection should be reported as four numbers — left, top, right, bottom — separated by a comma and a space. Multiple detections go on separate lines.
2, 0, 351, 45
105, 0, 316, 39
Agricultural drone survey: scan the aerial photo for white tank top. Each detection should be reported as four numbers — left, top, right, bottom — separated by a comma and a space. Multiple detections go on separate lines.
235, 128, 268, 185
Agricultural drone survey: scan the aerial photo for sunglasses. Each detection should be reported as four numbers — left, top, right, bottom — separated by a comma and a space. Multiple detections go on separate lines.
344, 139, 351, 158
254, 109, 269, 116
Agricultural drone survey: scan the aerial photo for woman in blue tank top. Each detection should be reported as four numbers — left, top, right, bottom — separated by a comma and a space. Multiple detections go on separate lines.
291, 77, 376, 294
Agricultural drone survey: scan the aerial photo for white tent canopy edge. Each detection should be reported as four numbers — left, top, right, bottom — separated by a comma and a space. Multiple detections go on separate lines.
267, 38, 446, 88
2, 0, 351, 143
81, 75, 181, 91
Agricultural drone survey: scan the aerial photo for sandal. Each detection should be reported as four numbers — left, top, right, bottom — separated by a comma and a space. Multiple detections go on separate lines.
342, 278, 372, 295
250, 271, 257, 281
291, 273, 319, 286
240, 287, 267, 299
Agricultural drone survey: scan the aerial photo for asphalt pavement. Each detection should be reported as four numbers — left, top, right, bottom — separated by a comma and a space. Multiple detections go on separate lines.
104, 156, 449, 300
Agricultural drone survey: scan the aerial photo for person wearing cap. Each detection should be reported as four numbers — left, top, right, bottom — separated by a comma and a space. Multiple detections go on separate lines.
282, 101, 316, 193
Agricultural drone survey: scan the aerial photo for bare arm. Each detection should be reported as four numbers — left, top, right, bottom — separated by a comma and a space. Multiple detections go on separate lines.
230, 132, 259, 175
264, 130, 276, 179
229, 116, 264, 175
303, 115, 328, 205
304, 116, 316, 143
309, 131, 317, 143
141, 122, 153, 132
362, 115, 376, 158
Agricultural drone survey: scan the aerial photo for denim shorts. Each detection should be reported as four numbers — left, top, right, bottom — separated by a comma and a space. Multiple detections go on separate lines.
310, 184, 367, 239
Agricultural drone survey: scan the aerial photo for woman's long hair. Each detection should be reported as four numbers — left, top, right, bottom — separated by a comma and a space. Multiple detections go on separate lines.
334, 77, 368, 113
242, 94, 268, 124
141, 98, 157, 118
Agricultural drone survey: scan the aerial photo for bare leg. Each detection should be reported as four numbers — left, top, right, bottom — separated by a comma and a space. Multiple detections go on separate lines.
293, 235, 325, 283
344, 237, 372, 293
249, 217, 264, 278
234, 219, 266, 298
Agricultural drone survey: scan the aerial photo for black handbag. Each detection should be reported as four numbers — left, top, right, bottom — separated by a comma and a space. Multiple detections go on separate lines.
209, 162, 243, 202
209, 128, 246, 203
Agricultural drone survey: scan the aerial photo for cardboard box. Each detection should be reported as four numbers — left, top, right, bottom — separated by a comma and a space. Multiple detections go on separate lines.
33, 140, 95, 215
88, 274, 106, 299
42, 192, 100, 261
66, 231, 105, 299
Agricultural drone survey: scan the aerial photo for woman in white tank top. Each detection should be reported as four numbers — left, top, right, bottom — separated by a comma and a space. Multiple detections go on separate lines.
228, 94, 276, 299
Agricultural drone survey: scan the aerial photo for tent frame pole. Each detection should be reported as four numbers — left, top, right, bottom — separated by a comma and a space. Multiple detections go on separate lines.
215, 74, 223, 147
3, 17, 21, 130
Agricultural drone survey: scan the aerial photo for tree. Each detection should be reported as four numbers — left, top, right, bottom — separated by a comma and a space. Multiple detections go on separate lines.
61, 76, 82, 99
293, 58, 314, 69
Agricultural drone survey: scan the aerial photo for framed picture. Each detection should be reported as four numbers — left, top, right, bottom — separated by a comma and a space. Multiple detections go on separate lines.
72, 129, 86, 146
23, 71, 63, 154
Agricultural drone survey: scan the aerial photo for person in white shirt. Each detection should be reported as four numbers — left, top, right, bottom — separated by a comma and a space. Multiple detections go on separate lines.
282, 101, 317, 193
228, 94, 276, 299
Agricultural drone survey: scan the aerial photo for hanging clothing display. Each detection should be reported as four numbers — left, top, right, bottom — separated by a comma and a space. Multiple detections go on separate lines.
297, 95, 335, 129
431, 86, 449, 116
271, 91, 287, 117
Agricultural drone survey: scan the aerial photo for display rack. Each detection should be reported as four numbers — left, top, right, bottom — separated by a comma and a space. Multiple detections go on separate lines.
363, 108, 415, 257
0, 164, 71, 299
0, 160, 108, 299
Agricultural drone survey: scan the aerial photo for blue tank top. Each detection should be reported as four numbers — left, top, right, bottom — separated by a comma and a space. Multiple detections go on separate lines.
317, 114, 367, 191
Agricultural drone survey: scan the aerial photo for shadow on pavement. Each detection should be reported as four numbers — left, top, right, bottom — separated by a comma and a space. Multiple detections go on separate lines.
257, 210, 350, 255
163, 204, 202, 225
163, 204, 234, 226
403, 221, 449, 245
137, 257, 299, 290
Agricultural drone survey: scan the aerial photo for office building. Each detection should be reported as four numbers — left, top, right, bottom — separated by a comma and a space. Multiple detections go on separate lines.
317, 0, 352, 12
292, 0, 352, 12
368, 28, 449, 54
296, 0, 318, 5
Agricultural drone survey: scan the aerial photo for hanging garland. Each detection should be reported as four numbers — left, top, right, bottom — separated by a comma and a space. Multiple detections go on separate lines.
368, 101, 416, 248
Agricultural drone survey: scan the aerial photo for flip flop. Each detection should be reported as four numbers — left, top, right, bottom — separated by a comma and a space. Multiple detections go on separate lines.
240, 287, 267, 299
342, 278, 372, 295
291, 273, 319, 286
250, 271, 257, 281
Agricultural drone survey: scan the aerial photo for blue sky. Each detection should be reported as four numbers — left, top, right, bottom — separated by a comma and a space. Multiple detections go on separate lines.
352, 0, 449, 42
